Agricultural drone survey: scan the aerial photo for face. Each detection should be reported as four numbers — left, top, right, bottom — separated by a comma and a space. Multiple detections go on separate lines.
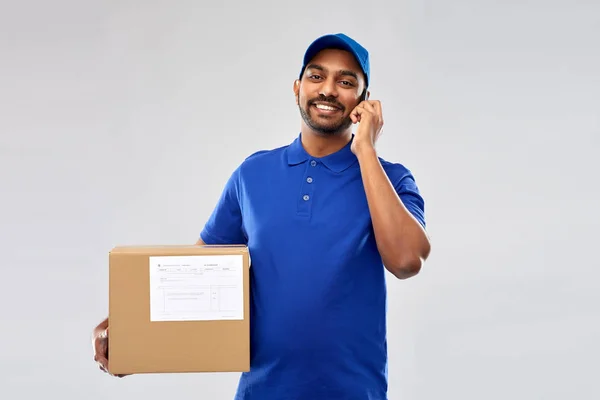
294, 48, 367, 136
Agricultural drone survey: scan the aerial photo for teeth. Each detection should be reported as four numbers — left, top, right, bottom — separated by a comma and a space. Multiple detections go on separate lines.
315, 104, 337, 111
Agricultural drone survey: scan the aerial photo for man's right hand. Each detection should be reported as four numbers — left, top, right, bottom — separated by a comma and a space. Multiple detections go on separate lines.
92, 317, 129, 378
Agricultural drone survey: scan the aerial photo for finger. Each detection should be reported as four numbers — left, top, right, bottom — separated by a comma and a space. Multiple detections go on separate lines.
361, 101, 377, 114
94, 342, 108, 361
372, 101, 383, 127
96, 329, 109, 354
350, 109, 358, 123
358, 101, 381, 131
98, 363, 109, 374
350, 103, 365, 115
355, 103, 377, 124
99, 363, 119, 377
95, 355, 109, 370
349, 104, 364, 123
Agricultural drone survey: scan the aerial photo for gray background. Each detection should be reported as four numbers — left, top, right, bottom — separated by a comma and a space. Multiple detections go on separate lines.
1, 0, 598, 399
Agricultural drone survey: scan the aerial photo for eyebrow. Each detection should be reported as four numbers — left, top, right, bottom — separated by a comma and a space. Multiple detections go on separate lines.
306, 64, 359, 81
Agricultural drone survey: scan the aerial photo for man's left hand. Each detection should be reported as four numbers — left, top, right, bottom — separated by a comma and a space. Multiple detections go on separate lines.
349, 100, 384, 155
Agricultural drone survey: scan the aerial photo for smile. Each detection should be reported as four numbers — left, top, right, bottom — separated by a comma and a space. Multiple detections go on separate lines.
312, 103, 342, 114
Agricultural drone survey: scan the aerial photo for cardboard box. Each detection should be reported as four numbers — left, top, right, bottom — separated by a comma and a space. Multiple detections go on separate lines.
107, 244, 250, 375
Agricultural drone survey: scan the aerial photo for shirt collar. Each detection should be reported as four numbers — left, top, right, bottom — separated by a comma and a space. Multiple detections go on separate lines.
286, 133, 358, 173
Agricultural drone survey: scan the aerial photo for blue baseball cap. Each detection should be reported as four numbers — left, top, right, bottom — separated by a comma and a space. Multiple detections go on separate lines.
299, 33, 370, 88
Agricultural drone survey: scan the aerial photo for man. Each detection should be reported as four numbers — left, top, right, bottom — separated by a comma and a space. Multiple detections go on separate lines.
93, 33, 431, 399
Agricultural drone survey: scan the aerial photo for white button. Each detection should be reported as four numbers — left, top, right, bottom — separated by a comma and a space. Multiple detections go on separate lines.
306, 177, 313, 183
303, 195, 310, 201
310, 160, 317, 166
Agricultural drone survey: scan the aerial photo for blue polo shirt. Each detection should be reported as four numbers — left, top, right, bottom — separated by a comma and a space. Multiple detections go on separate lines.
200, 133, 426, 400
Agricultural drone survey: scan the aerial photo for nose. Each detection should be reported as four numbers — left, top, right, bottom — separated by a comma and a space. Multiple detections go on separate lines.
318, 77, 338, 98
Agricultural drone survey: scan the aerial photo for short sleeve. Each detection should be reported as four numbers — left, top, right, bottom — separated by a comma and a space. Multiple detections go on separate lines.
200, 166, 247, 245
393, 172, 426, 230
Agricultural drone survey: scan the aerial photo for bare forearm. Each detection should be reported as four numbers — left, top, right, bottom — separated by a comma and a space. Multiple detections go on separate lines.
356, 147, 431, 279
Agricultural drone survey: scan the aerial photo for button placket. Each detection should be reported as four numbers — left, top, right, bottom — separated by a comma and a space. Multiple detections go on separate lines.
297, 159, 318, 217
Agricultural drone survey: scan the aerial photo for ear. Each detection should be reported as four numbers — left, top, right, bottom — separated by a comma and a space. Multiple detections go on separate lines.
366, 90, 370, 100
293, 79, 300, 104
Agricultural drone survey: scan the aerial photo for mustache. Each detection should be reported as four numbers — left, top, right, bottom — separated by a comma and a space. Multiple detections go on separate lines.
308, 96, 345, 111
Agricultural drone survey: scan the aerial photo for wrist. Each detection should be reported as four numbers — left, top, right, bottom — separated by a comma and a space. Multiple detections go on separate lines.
354, 142, 377, 160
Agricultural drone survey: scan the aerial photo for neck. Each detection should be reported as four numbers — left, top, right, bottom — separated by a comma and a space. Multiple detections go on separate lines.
300, 126, 352, 158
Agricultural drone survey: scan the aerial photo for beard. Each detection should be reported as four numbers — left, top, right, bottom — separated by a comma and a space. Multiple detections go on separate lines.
299, 95, 353, 136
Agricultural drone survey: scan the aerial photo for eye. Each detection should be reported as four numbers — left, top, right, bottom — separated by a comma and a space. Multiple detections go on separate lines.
309, 74, 323, 80
340, 81, 354, 87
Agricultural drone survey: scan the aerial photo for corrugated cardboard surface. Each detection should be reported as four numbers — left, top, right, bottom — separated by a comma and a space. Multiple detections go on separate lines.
108, 245, 250, 375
